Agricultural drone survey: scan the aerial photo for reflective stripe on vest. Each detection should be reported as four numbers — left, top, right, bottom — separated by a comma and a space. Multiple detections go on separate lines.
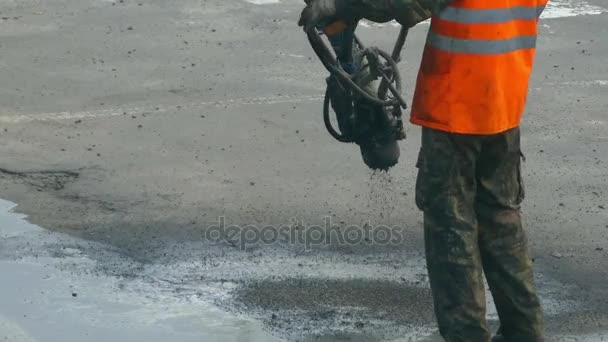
410, 0, 550, 134
428, 4, 546, 54
428, 31, 537, 54
438, 5, 546, 24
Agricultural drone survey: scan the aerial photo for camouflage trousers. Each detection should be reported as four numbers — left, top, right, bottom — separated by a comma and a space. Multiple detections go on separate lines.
415, 127, 544, 342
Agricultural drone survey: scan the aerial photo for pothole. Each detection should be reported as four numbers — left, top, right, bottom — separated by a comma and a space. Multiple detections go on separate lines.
0, 167, 79, 191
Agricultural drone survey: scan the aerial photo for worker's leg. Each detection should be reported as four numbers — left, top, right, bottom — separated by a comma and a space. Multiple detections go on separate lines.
415, 127, 491, 342
476, 127, 544, 342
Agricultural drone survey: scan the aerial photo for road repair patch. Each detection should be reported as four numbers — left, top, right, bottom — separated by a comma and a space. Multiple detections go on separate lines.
1, 198, 606, 341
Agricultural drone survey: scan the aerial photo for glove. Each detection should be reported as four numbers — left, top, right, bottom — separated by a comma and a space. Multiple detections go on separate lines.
298, 0, 337, 31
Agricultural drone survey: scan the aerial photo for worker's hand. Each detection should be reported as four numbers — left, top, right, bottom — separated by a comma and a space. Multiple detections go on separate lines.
298, 0, 337, 31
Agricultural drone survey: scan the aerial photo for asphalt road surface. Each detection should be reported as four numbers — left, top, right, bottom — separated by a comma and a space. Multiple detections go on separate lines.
0, 0, 607, 341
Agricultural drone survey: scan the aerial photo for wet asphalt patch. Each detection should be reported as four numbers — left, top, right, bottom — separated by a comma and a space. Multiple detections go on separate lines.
234, 278, 434, 324
229, 278, 437, 341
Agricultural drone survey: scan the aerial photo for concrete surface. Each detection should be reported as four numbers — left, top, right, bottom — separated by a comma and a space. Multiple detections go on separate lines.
0, 0, 607, 341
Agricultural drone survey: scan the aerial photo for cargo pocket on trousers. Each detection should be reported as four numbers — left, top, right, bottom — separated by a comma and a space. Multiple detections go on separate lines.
516, 151, 526, 204
415, 148, 429, 211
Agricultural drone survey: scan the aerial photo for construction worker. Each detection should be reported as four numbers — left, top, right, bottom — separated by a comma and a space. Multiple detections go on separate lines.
299, 1, 547, 341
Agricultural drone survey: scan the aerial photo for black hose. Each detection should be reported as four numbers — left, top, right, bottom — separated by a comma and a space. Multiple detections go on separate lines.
323, 87, 352, 143
378, 27, 408, 100
306, 27, 402, 107
306, 25, 408, 144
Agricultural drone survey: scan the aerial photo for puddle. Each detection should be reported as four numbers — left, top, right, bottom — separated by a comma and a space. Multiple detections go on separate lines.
0, 198, 280, 342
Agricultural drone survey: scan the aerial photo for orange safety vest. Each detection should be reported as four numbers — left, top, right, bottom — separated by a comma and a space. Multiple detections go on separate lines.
410, 0, 549, 134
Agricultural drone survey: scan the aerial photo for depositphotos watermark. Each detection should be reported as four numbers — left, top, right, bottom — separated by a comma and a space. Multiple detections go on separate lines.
204, 217, 404, 250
